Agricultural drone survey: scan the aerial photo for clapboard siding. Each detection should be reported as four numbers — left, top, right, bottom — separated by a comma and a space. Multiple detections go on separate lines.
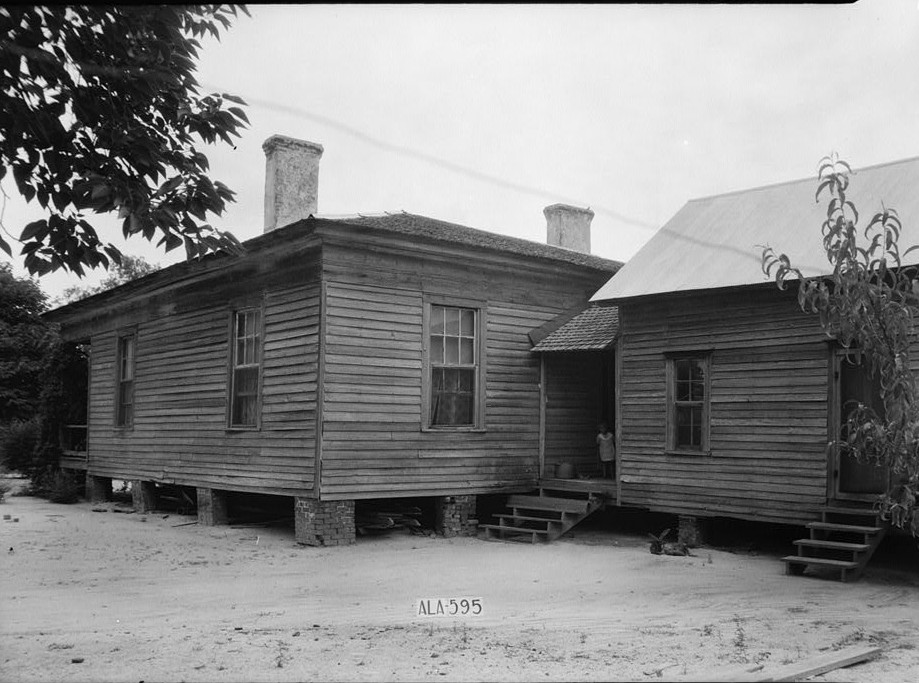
617, 286, 831, 525
318, 241, 610, 500
85, 274, 321, 498
543, 354, 601, 476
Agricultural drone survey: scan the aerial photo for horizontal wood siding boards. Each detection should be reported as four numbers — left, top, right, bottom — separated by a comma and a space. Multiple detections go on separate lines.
544, 354, 600, 476
84, 276, 321, 496
617, 288, 831, 525
318, 240, 608, 499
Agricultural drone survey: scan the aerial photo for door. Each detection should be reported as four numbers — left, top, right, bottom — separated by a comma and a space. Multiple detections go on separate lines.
832, 349, 890, 500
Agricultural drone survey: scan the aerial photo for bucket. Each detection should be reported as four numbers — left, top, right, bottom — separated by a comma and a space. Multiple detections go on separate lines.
556, 462, 576, 479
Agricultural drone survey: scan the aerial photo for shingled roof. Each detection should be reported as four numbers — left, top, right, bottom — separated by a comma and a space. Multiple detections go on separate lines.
46, 210, 620, 321
320, 212, 620, 272
530, 305, 619, 353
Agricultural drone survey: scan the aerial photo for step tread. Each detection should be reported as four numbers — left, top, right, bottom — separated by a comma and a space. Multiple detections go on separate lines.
793, 539, 871, 552
506, 494, 587, 514
822, 505, 878, 516
782, 555, 859, 569
480, 523, 549, 536
495, 514, 560, 524
807, 521, 882, 534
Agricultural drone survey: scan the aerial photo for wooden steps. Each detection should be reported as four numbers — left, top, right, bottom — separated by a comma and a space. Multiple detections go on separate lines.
481, 482, 611, 544
783, 503, 887, 582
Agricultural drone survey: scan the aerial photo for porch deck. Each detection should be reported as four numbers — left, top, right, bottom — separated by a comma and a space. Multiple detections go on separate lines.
538, 477, 617, 501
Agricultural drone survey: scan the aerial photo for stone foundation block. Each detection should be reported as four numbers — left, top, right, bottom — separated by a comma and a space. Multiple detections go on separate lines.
435, 495, 478, 537
85, 474, 112, 503
677, 515, 707, 548
196, 487, 229, 526
132, 480, 157, 513
295, 498, 355, 546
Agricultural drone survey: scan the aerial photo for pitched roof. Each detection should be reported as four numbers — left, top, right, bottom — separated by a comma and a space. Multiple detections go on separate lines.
591, 156, 919, 303
320, 212, 620, 272
46, 211, 620, 321
530, 305, 619, 352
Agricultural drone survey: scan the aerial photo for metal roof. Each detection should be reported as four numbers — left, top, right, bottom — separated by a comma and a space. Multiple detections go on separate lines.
591, 156, 919, 303
531, 305, 619, 353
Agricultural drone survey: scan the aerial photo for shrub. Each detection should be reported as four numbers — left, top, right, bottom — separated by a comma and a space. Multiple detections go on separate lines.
0, 418, 41, 473
48, 469, 80, 504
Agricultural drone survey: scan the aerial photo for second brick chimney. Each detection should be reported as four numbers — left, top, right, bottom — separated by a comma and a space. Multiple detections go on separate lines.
262, 135, 324, 233
544, 203, 593, 254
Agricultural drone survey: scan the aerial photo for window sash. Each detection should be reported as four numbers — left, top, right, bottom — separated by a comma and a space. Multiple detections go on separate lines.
115, 335, 135, 427
429, 305, 478, 427
668, 355, 709, 451
230, 308, 261, 427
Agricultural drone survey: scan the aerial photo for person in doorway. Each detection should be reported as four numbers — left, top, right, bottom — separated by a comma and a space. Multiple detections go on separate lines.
596, 422, 615, 479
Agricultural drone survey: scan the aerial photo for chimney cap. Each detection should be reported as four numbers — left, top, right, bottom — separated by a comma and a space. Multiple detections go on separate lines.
262, 135, 324, 156
543, 203, 594, 219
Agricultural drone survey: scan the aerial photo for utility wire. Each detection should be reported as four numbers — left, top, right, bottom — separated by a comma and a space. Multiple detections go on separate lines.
205, 86, 661, 232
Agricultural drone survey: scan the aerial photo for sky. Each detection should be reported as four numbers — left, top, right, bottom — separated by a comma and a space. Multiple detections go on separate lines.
4, 1, 919, 302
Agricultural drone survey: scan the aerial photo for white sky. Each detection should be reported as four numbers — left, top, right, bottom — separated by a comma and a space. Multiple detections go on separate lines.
4, 1, 919, 302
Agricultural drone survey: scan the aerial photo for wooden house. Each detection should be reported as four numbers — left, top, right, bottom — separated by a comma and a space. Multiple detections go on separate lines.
46, 135, 620, 545
587, 157, 919, 578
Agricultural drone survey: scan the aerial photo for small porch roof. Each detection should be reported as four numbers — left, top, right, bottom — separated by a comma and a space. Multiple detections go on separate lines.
530, 305, 619, 353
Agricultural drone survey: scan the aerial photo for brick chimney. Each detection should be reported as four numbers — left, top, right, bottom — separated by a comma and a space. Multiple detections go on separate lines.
262, 135, 324, 233
544, 203, 593, 254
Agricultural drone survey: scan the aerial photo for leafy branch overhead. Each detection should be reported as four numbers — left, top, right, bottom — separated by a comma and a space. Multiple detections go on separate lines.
762, 154, 919, 535
0, 5, 250, 276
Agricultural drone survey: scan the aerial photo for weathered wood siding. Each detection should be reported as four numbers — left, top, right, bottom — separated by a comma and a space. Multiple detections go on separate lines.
83, 251, 321, 497
618, 286, 830, 525
318, 237, 609, 500
544, 354, 602, 477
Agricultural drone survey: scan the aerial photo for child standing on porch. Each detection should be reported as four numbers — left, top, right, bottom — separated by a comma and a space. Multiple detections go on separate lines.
597, 423, 615, 479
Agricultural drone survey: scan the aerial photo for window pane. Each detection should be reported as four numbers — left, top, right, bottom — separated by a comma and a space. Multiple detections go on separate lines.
461, 309, 475, 336
676, 360, 690, 383
430, 306, 445, 334
690, 378, 705, 401
232, 367, 259, 426
675, 404, 702, 449
676, 380, 690, 402
445, 308, 460, 335
430, 368, 474, 426
431, 336, 444, 363
460, 337, 474, 364
690, 360, 705, 382
457, 368, 474, 392
235, 366, 259, 396
445, 337, 459, 364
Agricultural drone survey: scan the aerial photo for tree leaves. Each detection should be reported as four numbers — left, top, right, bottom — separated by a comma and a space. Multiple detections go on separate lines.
0, 5, 250, 276
762, 154, 919, 535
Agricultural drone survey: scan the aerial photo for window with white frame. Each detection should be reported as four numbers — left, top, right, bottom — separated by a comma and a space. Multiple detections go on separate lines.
115, 333, 135, 427
666, 354, 710, 452
428, 304, 480, 427
230, 307, 261, 428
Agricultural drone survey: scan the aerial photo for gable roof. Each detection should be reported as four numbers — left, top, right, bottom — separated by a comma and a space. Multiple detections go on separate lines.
591, 156, 919, 303
46, 211, 620, 321
530, 305, 619, 353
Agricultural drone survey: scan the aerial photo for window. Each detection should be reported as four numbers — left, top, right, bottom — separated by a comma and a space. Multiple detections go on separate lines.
666, 354, 710, 452
115, 334, 135, 427
427, 304, 480, 428
230, 307, 261, 428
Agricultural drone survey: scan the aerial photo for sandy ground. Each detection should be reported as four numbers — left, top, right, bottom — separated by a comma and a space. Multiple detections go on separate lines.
1, 481, 918, 682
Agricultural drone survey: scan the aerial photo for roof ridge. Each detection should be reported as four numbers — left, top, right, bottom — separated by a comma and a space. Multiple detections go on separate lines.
686, 154, 919, 205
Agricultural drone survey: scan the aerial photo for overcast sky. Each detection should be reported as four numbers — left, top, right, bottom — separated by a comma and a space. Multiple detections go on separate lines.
5, 1, 919, 301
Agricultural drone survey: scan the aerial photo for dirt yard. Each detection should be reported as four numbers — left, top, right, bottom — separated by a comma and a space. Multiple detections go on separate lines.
1, 480, 918, 682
